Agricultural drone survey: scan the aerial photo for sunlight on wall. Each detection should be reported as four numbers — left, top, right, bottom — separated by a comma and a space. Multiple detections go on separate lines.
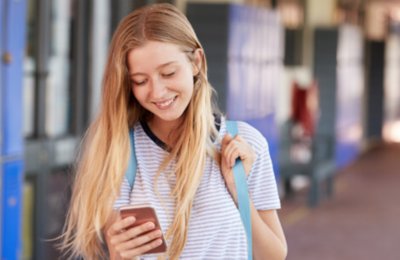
383, 121, 400, 143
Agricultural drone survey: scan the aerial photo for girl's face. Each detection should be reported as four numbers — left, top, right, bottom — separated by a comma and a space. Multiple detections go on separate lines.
127, 41, 201, 127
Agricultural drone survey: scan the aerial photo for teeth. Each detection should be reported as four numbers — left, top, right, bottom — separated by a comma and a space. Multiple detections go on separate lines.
155, 97, 175, 108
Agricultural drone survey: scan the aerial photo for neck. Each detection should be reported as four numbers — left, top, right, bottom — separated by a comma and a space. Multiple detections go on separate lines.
148, 117, 183, 148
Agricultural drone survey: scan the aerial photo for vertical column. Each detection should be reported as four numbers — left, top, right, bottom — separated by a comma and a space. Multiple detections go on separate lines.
71, 0, 92, 135
384, 34, 400, 142
0, 0, 3, 253
186, 3, 230, 112
336, 25, 364, 167
365, 41, 385, 140
111, 0, 134, 33
90, 0, 111, 120
304, 0, 336, 66
34, 0, 50, 138
1, 0, 27, 259
313, 28, 338, 136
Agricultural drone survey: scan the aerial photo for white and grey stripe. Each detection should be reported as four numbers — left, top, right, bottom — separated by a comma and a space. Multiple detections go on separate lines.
113, 117, 280, 259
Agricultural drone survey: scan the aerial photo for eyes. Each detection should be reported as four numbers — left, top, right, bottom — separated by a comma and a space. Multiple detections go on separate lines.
131, 70, 177, 86
132, 79, 147, 86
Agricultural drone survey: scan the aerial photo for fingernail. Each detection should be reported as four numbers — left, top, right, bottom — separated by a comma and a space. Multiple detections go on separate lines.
157, 239, 163, 245
147, 222, 155, 229
127, 216, 136, 222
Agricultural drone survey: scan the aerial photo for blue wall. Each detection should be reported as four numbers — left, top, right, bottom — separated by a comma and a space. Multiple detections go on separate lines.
1, 0, 27, 258
227, 5, 283, 179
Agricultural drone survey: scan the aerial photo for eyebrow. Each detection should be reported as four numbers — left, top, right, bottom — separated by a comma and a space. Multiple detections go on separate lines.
130, 61, 177, 77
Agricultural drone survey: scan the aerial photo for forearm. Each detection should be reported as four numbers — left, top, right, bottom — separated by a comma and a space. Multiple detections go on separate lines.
250, 203, 287, 260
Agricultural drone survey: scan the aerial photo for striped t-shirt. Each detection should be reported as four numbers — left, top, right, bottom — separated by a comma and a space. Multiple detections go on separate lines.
113, 117, 280, 259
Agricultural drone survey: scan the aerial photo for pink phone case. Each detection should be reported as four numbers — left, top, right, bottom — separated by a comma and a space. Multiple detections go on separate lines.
119, 206, 167, 254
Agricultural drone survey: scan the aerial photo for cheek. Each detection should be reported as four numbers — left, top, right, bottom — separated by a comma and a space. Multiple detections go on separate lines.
132, 87, 146, 105
187, 83, 194, 97
182, 71, 195, 95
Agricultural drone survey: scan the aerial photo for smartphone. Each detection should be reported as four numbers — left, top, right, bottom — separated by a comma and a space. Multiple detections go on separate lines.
119, 205, 167, 255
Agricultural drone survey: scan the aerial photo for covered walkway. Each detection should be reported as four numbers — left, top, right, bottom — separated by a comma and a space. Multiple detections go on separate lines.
281, 142, 400, 260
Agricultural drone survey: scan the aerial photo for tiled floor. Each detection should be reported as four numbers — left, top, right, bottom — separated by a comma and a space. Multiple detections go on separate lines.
279, 142, 400, 260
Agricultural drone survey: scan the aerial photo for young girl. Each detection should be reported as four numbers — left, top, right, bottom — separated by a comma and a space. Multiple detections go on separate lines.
61, 3, 287, 259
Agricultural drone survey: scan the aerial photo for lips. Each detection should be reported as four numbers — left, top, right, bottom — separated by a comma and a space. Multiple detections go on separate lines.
153, 96, 177, 110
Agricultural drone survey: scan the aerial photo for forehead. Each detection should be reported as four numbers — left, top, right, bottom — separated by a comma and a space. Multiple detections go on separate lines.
127, 41, 187, 73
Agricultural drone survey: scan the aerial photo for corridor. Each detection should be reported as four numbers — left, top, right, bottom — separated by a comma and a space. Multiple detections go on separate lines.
281, 142, 400, 260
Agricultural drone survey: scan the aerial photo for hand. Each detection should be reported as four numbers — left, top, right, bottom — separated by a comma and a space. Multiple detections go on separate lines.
106, 216, 163, 259
220, 134, 256, 204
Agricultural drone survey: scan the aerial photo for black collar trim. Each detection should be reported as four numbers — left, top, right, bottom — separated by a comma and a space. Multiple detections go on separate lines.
140, 114, 222, 151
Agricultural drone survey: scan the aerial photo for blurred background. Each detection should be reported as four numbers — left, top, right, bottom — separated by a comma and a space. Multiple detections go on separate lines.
1, 0, 400, 259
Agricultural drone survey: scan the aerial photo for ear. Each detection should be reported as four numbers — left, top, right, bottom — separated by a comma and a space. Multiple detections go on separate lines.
192, 48, 203, 76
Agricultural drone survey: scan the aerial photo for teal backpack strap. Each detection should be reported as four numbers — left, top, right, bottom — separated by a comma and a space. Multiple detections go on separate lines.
226, 120, 253, 260
125, 128, 137, 191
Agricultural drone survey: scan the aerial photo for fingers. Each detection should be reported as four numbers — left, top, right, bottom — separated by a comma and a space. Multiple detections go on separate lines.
221, 133, 233, 151
110, 221, 156, 245
222, 134, 244, 167
107, 216, 136, 237
116, 228, 162, 251
108, 219, 164, 259
120, 238, 164, 259
222, 134, 237, 165
225, 141, 240, 167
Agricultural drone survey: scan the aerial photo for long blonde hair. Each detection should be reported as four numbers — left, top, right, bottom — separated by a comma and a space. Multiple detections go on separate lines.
61, 3, 218, 259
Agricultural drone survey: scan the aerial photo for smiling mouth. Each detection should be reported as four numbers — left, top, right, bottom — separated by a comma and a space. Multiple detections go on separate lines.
153, 96, 177, 109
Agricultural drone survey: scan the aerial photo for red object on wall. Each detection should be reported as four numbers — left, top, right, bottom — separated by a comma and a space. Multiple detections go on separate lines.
291, 81, 319, 137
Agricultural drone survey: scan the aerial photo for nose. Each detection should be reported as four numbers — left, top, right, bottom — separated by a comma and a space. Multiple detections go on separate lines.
150, 77, 168, 100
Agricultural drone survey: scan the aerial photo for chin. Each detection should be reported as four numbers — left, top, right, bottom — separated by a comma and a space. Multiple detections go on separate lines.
153, 112, 185, 123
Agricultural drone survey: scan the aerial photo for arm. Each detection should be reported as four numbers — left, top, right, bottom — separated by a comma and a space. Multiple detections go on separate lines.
221, 132, 287, 259
251, 206, 287, 260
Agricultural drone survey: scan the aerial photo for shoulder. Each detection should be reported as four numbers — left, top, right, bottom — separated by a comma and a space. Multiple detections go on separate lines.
222, 118, 269, 154
237, 121, 269, 151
